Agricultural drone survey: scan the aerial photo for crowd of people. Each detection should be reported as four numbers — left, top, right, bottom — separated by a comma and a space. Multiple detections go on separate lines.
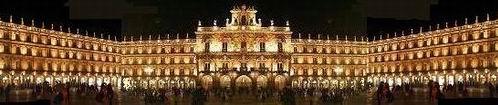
1, 80, 498, 105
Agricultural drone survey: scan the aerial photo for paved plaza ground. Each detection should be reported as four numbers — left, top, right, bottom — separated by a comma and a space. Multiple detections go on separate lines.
0, 88, 494, 105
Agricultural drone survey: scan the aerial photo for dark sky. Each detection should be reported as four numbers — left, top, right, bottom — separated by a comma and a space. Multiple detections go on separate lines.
0, 0, 497, 41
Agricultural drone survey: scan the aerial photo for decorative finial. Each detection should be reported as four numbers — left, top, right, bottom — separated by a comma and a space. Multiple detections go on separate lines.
317, 34, 321, 39
445, 22, 448, 28
454, 20, 458, 27
487, 13, 490, 21
148, 34, 152, 40
380, 35, 383, 40
436, 24, 440, 30
419, 27, 423, 33
373, 36, 376, 41
198, 20, 202, 26
85, 30, 89, 36
9, 15, 12, 23
114, 36, 117, 41
41, 22, 45, 28
335, 35, 338, 41
354, 36, 357, 41
167, 34, 170, 39
124, 36, 127, 41
21, 18, 24, 25
298, 33, 301, 39
31, 19, 35, 27
307, 34, 310, 39
131, 36, 134, 41
76, 28, 80, 34
258, 18, 262, 24
158, 34, 161, 40
286, 20, 290, 26
186, 33, 189, 39
93, 32, 96, 38
140, 35, 143, 41
213, 20, 217, 26
327, 34, 330, 40
59, 25, 63, 31
475, 16, 478, 23
100, 33, 103, 39
108, 35, 111, 40
387, 34, 389, 39
270, 20, 274, 26
394, 32, 397, 37
226, 18, 229, 26
401, 31, 405, 35
465, 18, 468, 24
176, 33, 179, 39
429, 26, 432, 31
410, 29, 414, 34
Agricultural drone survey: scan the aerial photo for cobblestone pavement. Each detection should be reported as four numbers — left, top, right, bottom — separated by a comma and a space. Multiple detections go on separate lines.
0, 88, 493, 105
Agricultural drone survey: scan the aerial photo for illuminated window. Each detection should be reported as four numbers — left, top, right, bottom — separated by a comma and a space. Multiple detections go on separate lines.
222, 42, 228, 52
259, 42, 265, 52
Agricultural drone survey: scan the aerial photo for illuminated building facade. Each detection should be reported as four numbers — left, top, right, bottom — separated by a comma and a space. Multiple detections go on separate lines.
0, 4, 496, 90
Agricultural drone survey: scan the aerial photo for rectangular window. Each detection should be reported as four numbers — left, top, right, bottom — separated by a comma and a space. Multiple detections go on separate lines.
204, 63, 210, 71
204, 42, 210, 52
277, 63, 283, 71
222, 42, 228, 52
278, 42, 283, 52
260, 42, 265, 52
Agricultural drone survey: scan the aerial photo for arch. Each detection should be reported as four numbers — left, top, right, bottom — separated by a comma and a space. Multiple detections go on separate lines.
256, 75, 268, 87
220, 75, 231, 87
235, 75, 252, 87
274, 75, 286, 89
201, 75, 213, 89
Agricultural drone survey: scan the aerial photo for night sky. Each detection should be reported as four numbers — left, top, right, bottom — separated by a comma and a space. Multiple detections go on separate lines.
0, 0, 497, 41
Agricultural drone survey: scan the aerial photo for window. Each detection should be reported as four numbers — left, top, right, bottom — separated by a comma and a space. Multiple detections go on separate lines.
259, 63, 265, 68
278, 42, 283, 52
222, 63, 229, 69
259, 42, 265, 52
204, 63, 210, 71
277, 63, 283, 71
222, 42, 228, 52
241, 42, 247, 49
204, 42, 210, 52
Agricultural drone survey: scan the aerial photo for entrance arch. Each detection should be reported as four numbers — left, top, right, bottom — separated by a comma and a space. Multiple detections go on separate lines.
274, 75, 286, 89
201, 75, 213, 89
236, 75, 252, 87
256, 75, 268, 87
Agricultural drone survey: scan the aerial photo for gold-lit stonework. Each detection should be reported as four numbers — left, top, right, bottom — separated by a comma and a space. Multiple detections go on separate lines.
0, 4, 497, 90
